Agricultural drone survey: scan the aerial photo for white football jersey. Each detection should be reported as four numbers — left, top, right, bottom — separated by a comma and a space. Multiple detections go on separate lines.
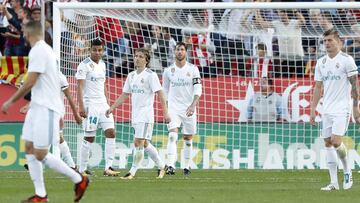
123, 68, 162, 123
27, 40, 63, 114
314, 51, 358, 115
163, 62, 201, 113
75, 57, 107, 104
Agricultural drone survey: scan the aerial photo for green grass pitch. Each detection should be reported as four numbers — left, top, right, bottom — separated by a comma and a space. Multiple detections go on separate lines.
0, 169, 359, 203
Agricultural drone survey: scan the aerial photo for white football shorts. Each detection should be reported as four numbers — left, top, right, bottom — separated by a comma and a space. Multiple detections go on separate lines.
167, 111, 197, 135
22, 104, 61, 149
132, 122, 154, 140
82, 103, 115, 134
321, 113, 350, 138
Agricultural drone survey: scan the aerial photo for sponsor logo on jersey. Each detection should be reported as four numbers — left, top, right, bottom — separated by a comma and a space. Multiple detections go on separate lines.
321, 71, 341, 81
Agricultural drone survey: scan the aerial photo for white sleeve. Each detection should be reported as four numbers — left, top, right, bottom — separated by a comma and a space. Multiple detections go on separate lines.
123, 75, 131, 94
150, 72, 162, 93
314, 60, 322, 82
75, 63, 88, 80
193, 66, 202, 97
162, 70, 170, 99
28, 49, 46, 73
59, 72, 69, 91
346, 57, 358, 77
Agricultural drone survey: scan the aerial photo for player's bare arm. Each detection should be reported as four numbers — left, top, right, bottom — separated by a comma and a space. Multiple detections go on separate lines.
63, 88, 82, 124
186, 95, 200, 117
349, 75, 360, 123
310, 81, 323, 125
105, 86, 110, 105
156, 90, 171, 123
19, 102, 30, 114
106, 92, 130, 117
1, 72, 40, 114
77, 79, 87, 118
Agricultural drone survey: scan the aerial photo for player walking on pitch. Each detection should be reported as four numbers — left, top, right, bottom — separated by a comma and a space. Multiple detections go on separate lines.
1, 21, 88, 202
76, 38, 120, 176
106, 48, 171, 179
163, 42, 202, 176
311, 28, 360, 191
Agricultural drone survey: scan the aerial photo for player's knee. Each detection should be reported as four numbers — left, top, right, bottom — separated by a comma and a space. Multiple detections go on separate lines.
183, 134, 192, 141
105, 128, 116, 138
169, 132, 178, 143
324, 138, 332, 147
84, 136, 95, 143
34, 151, 47, 161
134, 138, 145, 147
331, 135, 342, 148
144, 140, 149, 148
25, 142, 34, 154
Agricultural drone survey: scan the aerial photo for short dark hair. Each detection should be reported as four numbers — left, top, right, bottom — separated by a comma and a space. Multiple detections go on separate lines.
135, 48, 151, 67
256, 43, 267, 51
323, 28, 340, 39
23, 20, 42, 36
175, 41, 187, 51
91, 38, 104, 47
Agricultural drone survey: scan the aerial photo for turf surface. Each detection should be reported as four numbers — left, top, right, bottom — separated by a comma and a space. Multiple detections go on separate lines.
0, 169, 359, 203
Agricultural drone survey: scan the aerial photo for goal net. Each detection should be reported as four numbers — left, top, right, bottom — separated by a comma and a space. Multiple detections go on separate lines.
53, 2, 360, 170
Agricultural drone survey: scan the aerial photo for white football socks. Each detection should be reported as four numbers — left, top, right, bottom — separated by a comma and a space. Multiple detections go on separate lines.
145, 142, 165, 169
167, 132, 178, 168
105, 138, 116, 170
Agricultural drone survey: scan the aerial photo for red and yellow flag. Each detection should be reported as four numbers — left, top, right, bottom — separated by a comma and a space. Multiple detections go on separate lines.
0, 56, 28, 86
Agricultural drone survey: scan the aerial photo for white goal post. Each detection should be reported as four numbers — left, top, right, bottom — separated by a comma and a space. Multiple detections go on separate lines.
52, 2, 360, 170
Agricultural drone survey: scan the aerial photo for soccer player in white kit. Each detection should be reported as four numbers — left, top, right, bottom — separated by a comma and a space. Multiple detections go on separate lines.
21, 72, 82, 170
163, 42, 202, 176
106, 48, 171, 179
1, 21, 89, 202
310, 28, 360, 191
76, 38, 119, 176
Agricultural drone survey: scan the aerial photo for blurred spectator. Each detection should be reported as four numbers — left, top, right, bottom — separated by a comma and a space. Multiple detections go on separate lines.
95, 16, 124, 76
250, 9, 274, 57
246, 43, 273, 78
145, 25, 167, 73
121, 21, 144, 74
220, 1, 251, 76
344, 36, 360, 72
0, 5, 30, 56
0, 1, 27, 56
257, 9, 305, 77
184, 12, 216, 77
247, 77, 285, 122
303, 9, 322, 57
162, 27, 177, 67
